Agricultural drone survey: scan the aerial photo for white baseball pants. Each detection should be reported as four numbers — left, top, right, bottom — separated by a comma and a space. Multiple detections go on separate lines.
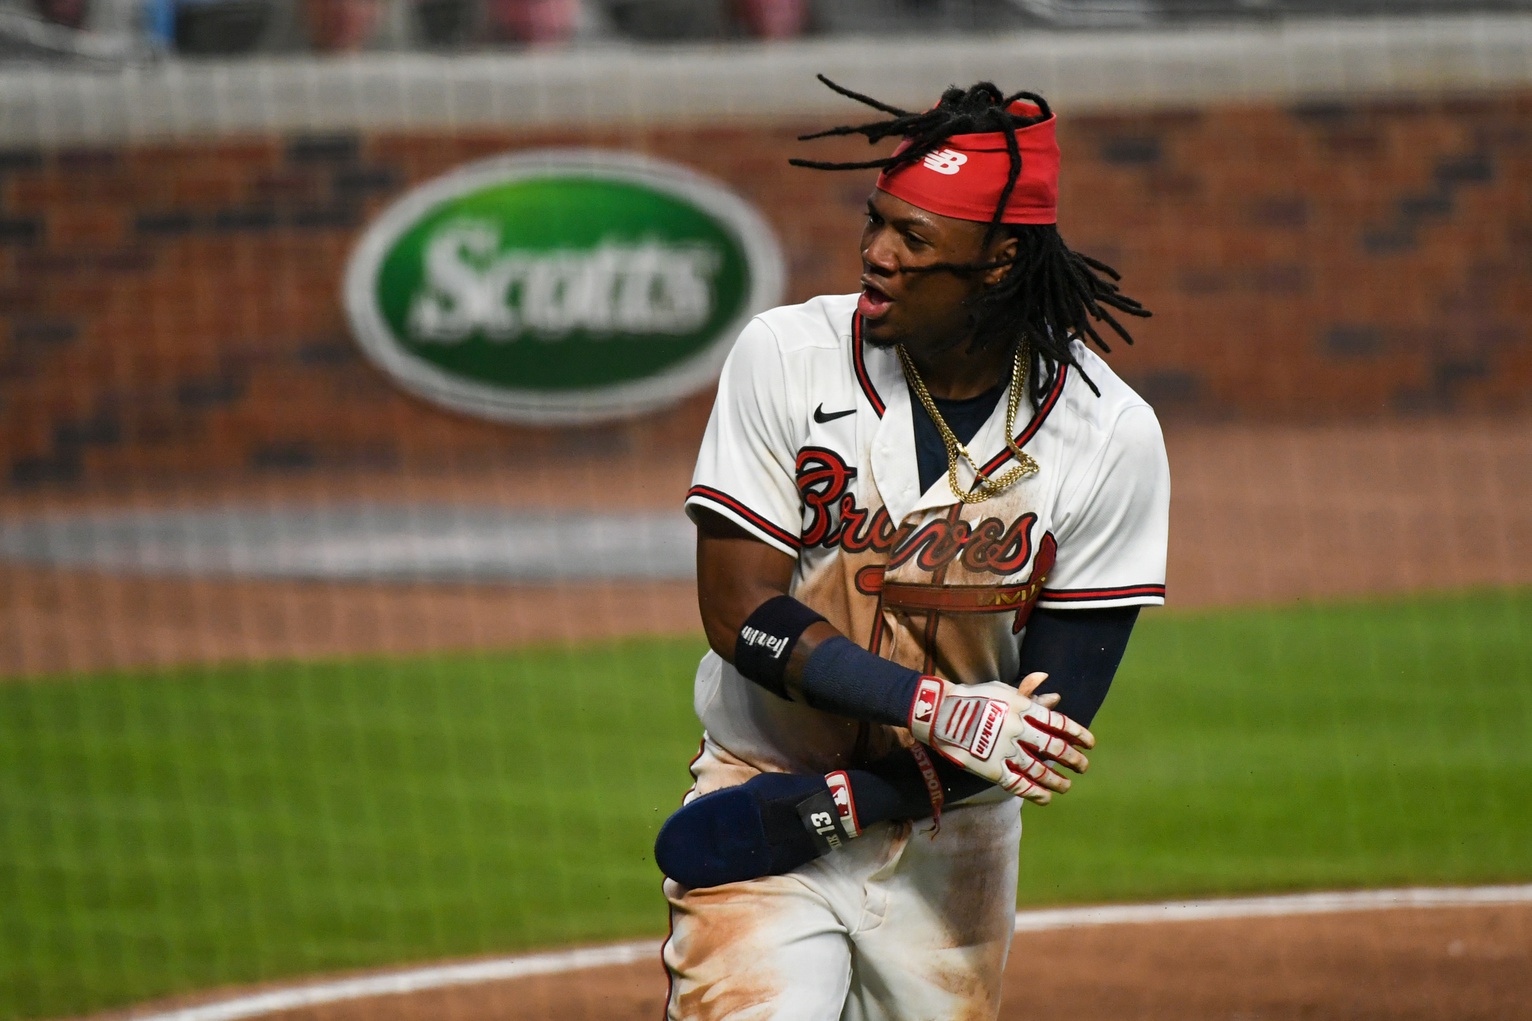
663, 745, 1022, 1021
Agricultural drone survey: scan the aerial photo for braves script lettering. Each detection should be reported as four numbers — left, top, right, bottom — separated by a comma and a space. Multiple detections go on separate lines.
795, 447, 1037, 576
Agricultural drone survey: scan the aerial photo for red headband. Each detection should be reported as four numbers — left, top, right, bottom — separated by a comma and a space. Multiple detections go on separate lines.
875, 100, 1059, 225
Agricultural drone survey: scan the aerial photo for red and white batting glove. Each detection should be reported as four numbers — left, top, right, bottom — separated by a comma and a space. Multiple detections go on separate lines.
906, 672, 1094, 804
821, 770, 861, 840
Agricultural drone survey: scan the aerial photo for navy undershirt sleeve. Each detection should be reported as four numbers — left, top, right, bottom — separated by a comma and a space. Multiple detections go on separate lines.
1016, 605, 1140, 728
798, 635, 921, 726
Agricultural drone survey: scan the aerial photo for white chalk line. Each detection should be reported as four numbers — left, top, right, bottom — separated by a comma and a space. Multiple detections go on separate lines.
127, 885, 1532, 1021
1008, 883, 1532, 932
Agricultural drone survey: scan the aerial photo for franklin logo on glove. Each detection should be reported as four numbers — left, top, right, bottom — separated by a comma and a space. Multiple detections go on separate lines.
974, 700, 1007, 759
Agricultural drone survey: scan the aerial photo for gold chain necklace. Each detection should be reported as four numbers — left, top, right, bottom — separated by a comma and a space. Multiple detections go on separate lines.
897, 342, 1039, 504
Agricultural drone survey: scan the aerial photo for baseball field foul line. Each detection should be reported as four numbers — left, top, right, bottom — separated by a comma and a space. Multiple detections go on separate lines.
1006, 884, 1532, 931
128, 885, 1532, 1021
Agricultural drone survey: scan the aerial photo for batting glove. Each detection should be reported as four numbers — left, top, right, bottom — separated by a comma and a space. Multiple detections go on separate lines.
907, 672, 1093, 804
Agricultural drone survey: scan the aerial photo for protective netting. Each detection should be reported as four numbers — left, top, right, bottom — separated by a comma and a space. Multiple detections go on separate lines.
1, 14, 1530, 1021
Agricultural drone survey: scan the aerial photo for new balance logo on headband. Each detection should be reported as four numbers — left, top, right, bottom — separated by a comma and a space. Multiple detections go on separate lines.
921, 149, 968, 175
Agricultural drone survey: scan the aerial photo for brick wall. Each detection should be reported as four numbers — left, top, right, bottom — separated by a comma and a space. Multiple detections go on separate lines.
3, 92, 1530, 490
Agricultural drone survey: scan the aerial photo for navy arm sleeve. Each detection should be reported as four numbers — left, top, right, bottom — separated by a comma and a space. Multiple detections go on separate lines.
1014, 605, 1139, 728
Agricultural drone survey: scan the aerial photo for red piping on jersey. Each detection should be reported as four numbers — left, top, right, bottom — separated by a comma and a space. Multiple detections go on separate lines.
977, 362, 1068, 479
851, 314, 886, 418
1040, 583, 1167, 602
687, 485, 801, 551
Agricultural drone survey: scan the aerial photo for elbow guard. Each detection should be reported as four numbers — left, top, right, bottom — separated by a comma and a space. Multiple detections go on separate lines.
734, 595, 826, 699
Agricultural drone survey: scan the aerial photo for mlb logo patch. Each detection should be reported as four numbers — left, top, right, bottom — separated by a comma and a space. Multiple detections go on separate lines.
912, 681, 941, 724
825, 770, 860, 837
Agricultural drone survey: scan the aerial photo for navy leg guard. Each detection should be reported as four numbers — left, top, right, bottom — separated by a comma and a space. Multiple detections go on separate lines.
654, 772, 832, 889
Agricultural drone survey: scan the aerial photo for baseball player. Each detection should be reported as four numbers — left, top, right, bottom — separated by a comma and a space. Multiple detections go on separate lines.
657, 78, 1170, 1021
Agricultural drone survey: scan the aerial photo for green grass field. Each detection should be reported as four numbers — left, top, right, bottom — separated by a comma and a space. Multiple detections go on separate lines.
2, 588, 1530, 1019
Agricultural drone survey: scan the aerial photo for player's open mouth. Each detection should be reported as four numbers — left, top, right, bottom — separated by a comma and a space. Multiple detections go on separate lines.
857, 282, 893, 320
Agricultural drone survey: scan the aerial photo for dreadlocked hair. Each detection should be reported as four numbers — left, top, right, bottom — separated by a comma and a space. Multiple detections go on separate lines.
790, 75, 1150, 402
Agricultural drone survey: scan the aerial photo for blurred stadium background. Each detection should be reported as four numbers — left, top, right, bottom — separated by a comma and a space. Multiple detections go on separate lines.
2, 4, 1531, 1020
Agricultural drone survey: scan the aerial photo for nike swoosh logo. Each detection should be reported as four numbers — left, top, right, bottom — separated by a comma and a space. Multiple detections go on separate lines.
814, 404, 855, 424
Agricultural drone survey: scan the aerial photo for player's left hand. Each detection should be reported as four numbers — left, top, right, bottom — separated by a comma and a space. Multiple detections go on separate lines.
908, 672, 1094, 804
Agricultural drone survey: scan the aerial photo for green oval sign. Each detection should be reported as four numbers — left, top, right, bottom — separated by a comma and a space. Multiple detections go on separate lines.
345, 149, 784, 423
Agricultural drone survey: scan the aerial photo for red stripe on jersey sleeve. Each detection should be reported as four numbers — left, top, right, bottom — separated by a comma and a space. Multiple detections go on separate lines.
1039, 584, 1166, 603
686, 485, 802, 551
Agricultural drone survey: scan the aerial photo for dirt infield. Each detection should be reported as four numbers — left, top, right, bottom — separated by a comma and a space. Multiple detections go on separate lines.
90, 901, 1532, 1021
5, 417, 1531, 679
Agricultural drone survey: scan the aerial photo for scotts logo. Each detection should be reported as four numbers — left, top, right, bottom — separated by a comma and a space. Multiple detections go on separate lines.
344, 150, 784, 424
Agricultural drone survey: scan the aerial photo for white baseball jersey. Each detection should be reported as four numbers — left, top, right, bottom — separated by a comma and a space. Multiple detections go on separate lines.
683, 292, 1170, 778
